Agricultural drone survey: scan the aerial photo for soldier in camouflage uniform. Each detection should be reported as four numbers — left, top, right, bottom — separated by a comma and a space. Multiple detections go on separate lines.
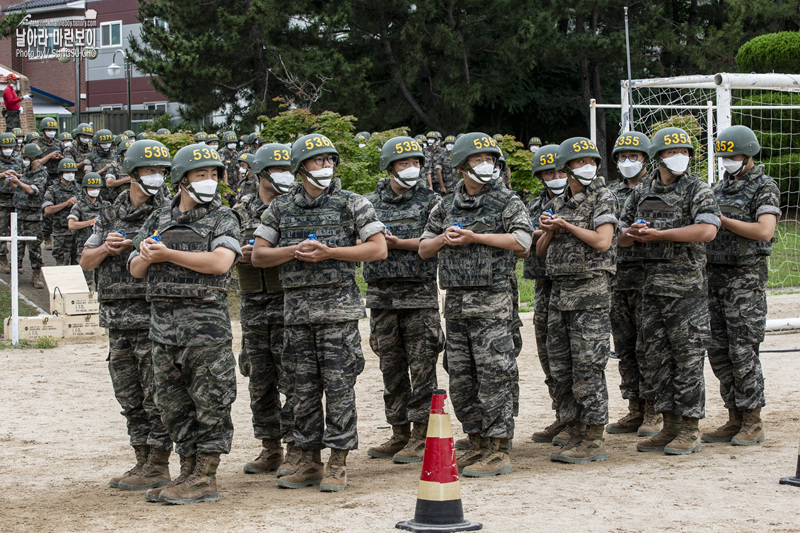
0, 132, 23, 273
536, 137, 617, 464
83, 129, 123, 204
219, 131, 240, 192
701, 126, 780, 447
12, 127, 24, 153
65, 123, 94, 179
252, 133, 387, 492
80, 140, 173, 492
11, 143, 51, 287
130, 143, 241, 505
419, 132, 533, 477
232, 152, 256, 205
35, 117, 65, 249
42, 158, 81, 265
363, 136, 444, 464
606, 132, 662, 437
68, 173, 110, 288
620, 127, 721, 456
528, 137, 542, 153
206, 133, 219, 151
235, 144, 294, 476
434, 135, 458, 195
523, 144, 570, 445
422, 131, 442, 191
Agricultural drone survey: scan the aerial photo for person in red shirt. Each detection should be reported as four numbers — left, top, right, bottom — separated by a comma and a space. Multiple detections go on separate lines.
3, 74, 30, 132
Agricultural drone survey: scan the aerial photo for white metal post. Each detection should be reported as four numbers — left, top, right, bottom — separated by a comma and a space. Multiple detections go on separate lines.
707, 100, 715, 184
589, 99, 597, 144
10, 212, 19, 345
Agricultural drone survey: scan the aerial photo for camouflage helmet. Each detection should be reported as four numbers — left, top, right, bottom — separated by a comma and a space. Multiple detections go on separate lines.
194, 131, 208, 143
450, 132, 501, 168
0, 132, 17, 147
243, 133, 257, 145
82, 172, 104, 188
93, 129, 114, 146
123, 130, 135, 137
649, 127, 694, 159
252, 143, 292, 174
206, 133, 220, 145
171, 143, 224, 184
356, 131, 371, 140
714, 125, 760, 158
528, 136, 542, 147
24, 132, 40, 143
237, 152, 254, 166
531, 144, 560, 177
12, 127, 23, 138
456, 133, 465, 140
611, 131, 651, 160
380, 136, 425, 171
135, 132, 149, 141
22, 143, 42, 160
493, 133, 504, 142
39, 116, 58, 131
253, 134, 263, 145
425, 131, 442, 140
58, 131, 73, 143
117, 139, 134, 155
156, 128, 171, 135
121, 140, 172, 177
290, 133, 339, 175
443, 135, 456, 145
555, 137, 602, 171
221, 131, 238, 144
57, 158, 77, 173
76, 123, 94, 137
415, 134, 427, 144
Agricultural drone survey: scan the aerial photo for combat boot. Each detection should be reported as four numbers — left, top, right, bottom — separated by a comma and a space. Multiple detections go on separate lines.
243, 439, 283, 474
637, 401, 663, 437
277, 449, 323, 488
731, 408, 765, 446
637, 413, 681, 452
393, 422, 427, 463
367, 423, 410, 458
118, 448, 170, 491
31, 268, 43, 289
456, 434, 484, 472
607, 399, 644, 434
109, 445, 149, 489
558, 425, 607, 463
664, 417, 701, 455
531, 415, 567, 443
276, 442, 301, 477
320, 449, 348, 492
462, 438, 512, 477
0, 254, 10, 274
160, 453, 220, 504
550, 421, 585, 462
552, 426, 570, 446
146, 455, 195, 502
454, 436, 470, 450
43, 235, 53, 250
701, 409, 742, 443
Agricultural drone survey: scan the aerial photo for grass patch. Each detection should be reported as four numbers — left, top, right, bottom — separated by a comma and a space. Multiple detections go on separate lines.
0, 282, 40, 322
516, 259, 535, 307
769, 220, 800, 289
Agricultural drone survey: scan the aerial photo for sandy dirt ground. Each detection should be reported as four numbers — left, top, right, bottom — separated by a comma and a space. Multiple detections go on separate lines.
2, 293, 800, 533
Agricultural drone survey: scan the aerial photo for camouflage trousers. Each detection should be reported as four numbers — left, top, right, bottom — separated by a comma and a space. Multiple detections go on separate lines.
285, 321, 365, 451
547, 306, 610, 426
151, 340, 237, 457
707, 285, 766, 410
610, 288, 651, 401
446, 318, 516, 439
240, 321, 293, 442
108, 329, 172, 451
15, 218, 42, 269
534, 278, 555, 410
509, 273, 522, 417
641, 294, 708, 418
369, 308, 443, 426
4, 110, 20, 131
52, 233, 79, 266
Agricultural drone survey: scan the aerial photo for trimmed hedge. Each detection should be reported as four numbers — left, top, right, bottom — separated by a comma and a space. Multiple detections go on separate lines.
737, 31, 800, 73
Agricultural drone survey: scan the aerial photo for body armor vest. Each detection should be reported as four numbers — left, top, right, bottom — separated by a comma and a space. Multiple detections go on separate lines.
277, 189, 356, 289
235, 194, 282, 294
48, 182, 81, 232
609, 179, 642, 263
363, 182, 437, 283
438, 181, 515, 291
146, 205, 231, 302
706, 169, 774, 265
523, 190, 553, 280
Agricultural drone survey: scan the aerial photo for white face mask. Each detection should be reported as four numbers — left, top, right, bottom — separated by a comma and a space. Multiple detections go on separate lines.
492, 168, 501, 181
62, 172, 76, 182
138, 173, 165, 196
23, 159, 30, 167
544, 177, 568, 195
239, 166, 248, 175
663, 153, 690, 175
721, 157, 745, 176
468, 161, 496, 184
307, 167, 334, 189
185, 179, 217, 203
617, 159, 644, 179
227, 143, 236, 150
267, 171, 295, 193
87, 189, 101, 198
445, 144, 453, 151
2, 148, 13, 157
197, 141, 206, 145
16, 138, 23, 145
530, 146, 539, 153
427, 139, 435, 146
571, 164, 597, 185
208, 143, 218, 149
63, 141, 72, 148
79, 137, 89, 145
393, 166, 420, 188
99, 143, 112, 151
45, 130, 56, 139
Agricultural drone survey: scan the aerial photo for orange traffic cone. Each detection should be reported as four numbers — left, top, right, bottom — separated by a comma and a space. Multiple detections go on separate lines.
396, 389, 482, 533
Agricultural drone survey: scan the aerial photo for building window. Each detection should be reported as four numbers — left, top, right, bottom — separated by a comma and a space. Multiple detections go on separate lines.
100, 21, 121, 47
101, 105, 123, 110
27, 26, 57, 60
146, 102, 167, 113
